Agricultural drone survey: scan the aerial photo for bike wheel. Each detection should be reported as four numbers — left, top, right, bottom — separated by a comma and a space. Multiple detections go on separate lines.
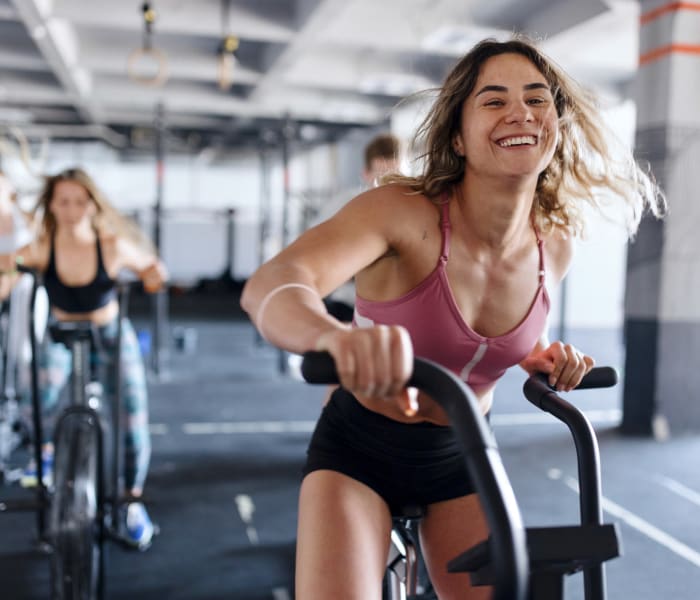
50, 413, 103, 600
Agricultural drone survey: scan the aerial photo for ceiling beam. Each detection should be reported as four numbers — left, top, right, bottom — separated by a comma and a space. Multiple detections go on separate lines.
11, 0, 98, 121
249, 0, 349, 101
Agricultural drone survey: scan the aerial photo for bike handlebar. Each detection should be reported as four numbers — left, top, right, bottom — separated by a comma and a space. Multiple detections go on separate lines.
522, 366, 619, 599
15, 262, 34, 275
523, 367, 618, 410
301, 351, 529, 600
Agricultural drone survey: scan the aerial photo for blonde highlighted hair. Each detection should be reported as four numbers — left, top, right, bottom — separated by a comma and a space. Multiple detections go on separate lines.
34, 167, 155, 252
387, 36, 665, 237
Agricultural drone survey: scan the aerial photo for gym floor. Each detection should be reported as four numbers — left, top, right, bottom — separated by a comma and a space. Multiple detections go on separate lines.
1, 316, 699, 599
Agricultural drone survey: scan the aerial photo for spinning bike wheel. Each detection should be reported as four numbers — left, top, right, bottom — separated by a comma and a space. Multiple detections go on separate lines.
50, 413, 103, 600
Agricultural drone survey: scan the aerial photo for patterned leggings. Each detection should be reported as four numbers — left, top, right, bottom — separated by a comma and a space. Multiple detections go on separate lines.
38, 317, 151, 491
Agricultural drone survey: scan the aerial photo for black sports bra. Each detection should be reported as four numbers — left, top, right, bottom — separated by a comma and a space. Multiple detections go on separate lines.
43, 234, 117, 313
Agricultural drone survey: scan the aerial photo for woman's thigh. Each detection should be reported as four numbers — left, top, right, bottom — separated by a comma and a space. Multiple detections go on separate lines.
296, 469, 393, 600
420, 493, 492, 600
38, 338, 72, 410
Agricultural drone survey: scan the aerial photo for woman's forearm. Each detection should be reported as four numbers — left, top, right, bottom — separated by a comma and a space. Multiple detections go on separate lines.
240, 262, 347, 354
0, 273, 17, 300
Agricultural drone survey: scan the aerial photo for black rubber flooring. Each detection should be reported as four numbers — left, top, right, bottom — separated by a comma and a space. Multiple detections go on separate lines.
1, 319, 699, 599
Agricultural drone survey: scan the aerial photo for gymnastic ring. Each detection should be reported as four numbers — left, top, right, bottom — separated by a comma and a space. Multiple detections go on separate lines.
127, 46, 169, 88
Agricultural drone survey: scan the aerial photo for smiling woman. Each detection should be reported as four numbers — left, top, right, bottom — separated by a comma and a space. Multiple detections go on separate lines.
454, 53, 560, 183
240, 35, 665, 600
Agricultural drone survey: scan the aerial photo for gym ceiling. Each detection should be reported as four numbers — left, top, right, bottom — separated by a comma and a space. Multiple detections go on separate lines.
0, 0, 638, 154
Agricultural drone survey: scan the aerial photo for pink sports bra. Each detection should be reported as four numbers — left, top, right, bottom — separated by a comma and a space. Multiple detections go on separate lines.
353, 199, 550, 395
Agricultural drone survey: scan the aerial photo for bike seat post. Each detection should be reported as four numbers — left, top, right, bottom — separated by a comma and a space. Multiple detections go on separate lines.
70, 336, 91, 407
391, 522, 420, 597
388, 505, 426, 598
49, 321, 97, 408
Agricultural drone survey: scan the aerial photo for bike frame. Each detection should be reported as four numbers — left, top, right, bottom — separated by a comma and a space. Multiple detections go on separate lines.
48, 281, 134, 600
49, 321, 107, 600
301, 352, 623, 600
0, 269, 49, 542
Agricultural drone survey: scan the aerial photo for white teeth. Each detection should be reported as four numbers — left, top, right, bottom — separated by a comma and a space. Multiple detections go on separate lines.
498, 136, 536, 147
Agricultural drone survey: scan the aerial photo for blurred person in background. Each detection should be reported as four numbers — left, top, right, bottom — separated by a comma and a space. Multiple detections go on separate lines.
0, 167, 167, 550
313, 133, 402, 322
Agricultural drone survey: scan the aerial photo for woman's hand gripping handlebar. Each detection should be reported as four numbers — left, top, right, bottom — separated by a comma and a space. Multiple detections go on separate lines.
301, 350, 530, 600
524, 366, 618, 411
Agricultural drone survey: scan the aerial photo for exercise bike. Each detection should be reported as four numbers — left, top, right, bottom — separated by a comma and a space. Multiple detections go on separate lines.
301, 351, 621, 600
0, 288, 26, 484
1, 266, 147, 600
0, 271, 46, 484
49, 280, 157, 599
0, 267, 51, 548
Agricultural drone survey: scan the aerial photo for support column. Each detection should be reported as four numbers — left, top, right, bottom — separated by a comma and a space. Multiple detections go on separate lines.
623, 2, 700, 435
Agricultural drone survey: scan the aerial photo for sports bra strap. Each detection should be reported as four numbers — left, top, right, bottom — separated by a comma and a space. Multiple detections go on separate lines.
439, 195, 450, 263
440, 193, 545, 283
533, 226, 546, 284
49, 232, 56, 268
95, 233, 105, 267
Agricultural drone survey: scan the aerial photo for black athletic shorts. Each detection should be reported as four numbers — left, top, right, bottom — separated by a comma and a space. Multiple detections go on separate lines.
302, 387, 478, 515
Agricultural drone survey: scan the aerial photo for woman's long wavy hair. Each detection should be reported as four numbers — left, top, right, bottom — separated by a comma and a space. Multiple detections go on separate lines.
0, 169, 17, 206
386, 36, 665, 237
34, 167, 155, 252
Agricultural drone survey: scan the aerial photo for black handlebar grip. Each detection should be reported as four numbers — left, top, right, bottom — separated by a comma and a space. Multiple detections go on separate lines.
524, 366, 618, 411
575, 366, 618, 390
300, 351, 339, 384
15, 263, 33, 275
301, 350, 439, 390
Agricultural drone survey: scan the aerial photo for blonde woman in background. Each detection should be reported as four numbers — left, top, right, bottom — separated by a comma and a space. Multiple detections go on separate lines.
1, 167, 167, 550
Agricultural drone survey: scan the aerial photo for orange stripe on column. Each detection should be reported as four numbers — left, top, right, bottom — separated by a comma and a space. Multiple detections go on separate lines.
641, 2, 700, 25
639, 43, 700, 64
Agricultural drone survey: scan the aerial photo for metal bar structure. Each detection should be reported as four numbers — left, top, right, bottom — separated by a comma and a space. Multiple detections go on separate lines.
254, 140, 273, 347
277, 117, 294, 375
151, 102, 170, 379
225, 208, 236, 281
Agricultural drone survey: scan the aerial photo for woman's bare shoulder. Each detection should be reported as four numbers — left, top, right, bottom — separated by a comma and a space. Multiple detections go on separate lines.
340, 183, 436, 221
281, 184, 436, 284
19, 234, 50, 271
98, 230, 119, 250
542, 227, 575, 282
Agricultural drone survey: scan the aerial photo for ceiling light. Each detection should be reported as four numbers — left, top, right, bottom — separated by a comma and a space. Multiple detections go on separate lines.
358, 73, 433, 97
421, 25, 505, 55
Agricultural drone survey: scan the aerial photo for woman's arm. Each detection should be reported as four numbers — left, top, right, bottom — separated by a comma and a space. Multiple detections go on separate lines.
519, 231, 593, 391
0, 266, 19, 299
0, 240, 47, 299
114, 237, 168, 293
241, 185, 416, 410
241, 186, 393, 353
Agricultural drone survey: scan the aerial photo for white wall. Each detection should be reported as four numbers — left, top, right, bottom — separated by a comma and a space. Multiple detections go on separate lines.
552, 100, 637, 330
